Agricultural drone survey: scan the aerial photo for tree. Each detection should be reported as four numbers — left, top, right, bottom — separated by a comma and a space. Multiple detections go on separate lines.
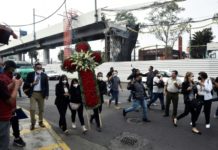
114, 11, 138, 25
28, 50, 38, 64
58, 50, 64, 62
190, 28, 214, 58
145, 1, 190, 58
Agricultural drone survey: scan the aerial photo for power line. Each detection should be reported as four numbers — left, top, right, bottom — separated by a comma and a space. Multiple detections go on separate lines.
9, 0, 66, 27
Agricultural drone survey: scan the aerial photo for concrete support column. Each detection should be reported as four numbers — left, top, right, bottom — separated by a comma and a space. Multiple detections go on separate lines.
22, 53, 26, 61
43, 48, 50, 64
105, 33, 110, 62
18, 54, 22, 61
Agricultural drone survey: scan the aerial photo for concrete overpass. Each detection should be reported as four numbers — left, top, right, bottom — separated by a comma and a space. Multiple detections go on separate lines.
0, 10, 137, 63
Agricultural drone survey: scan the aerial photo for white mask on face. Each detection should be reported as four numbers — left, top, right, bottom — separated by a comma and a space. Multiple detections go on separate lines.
113, 73, 117, 76
37, 70, 42, 74
98, 77, 103, 80
62, 80, 67, 84
73, 84, 78, 87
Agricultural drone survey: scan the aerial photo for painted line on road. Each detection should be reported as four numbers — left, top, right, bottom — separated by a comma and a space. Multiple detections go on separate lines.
20, 107, 70, 150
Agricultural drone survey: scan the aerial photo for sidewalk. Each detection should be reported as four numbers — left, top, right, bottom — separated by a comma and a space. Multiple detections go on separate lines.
9, 108, 70, 150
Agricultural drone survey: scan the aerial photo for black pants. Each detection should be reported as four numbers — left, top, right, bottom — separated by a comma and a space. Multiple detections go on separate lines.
56, 102, 68, 131
90, 104, 102, 128
196, 96, 212, 124
10, 114, 20, 138
165, 92, 179, 118
69, 104, 85, 126
203, 101, 212, 124
177, 102, 198, 127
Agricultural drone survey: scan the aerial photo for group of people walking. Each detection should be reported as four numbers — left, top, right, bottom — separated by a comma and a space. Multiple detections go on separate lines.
122, 65, 218, 135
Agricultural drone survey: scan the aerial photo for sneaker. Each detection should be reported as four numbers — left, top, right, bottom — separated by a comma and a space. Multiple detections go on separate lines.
122, 109, 126, 117
206, 124, 210, 129
214, 114, 218, 118
39, 122, 46, 128
72, 123, 76, 129
13, 137, 26, 147
190, 122, 192, 126
30, 124, 35, 130
115, 106, 120, 110
82, 125, 88, 133
173, 118, 177, 127
64, 129, 69, 135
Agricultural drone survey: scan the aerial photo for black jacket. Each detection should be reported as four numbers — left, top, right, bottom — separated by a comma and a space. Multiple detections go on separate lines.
55, 83, 70, 106
25, 72, 49, 98
182, 81, 197, 103
70, 85, 83, 104
97, 80, 107, 103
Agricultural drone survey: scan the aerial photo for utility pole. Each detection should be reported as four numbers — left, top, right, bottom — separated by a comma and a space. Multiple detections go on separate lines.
189, 24, 192, 59
33, 8, 36, 40
94, 0, 98, 22
156, 44, 158, 60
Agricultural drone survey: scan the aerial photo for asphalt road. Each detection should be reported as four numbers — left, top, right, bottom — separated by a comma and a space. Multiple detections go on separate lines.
17, 80, 218, 150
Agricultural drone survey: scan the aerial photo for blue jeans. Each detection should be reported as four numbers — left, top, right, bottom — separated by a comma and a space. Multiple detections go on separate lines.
109, 90, 119, 105
125, 98, 148, 120
0, 121, 10, 150
148, 93, 165, 109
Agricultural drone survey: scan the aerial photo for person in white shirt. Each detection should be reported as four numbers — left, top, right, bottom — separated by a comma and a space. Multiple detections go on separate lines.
196, 72, 213, 129
147, 70, 165, 110
164, 70, 182, 119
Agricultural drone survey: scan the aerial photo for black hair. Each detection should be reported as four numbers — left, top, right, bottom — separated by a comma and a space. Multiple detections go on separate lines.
172, 70, 178, 76
34, 62, 42, 67
4, 60, 17, 71
153, 70, 159, 75
150, 66, 153, 70
71, 78, 79, 84
199, 71, 208, 79
59, 74, 68, 83
215, 77, 218, 83
97, 72, 103, 77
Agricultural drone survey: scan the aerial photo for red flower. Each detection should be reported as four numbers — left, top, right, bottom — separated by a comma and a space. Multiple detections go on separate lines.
75, 41, 90, 53
63, 58, 76, 72
91, 52, 102, 63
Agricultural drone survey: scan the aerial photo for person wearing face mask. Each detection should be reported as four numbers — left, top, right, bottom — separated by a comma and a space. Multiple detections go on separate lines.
55, 75, 70, 134
123, 74, 150, 122
25, 62, 49, 130
0, 60, 24, 149
147, 70, 165, 110
174, 72, 201, 134
196, 71, 213, 129
90, 72, 107, 132
108, 70, 123, 109
69, 78, 88, 133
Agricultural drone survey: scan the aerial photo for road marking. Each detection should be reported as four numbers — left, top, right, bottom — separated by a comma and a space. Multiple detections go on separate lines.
19, 107, 71, 150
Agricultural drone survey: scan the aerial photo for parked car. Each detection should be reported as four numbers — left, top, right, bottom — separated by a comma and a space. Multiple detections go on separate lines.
15, 61, 34, 81
45, 70, 60, 80
142, 70, 184, 85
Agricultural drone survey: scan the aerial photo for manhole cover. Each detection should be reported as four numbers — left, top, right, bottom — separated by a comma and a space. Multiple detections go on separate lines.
109, 132, 153, 150
127, 118, 142, 124
120, 136, 138, 146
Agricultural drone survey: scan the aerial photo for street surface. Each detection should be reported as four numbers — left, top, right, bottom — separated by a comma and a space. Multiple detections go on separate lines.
17, 81, 218, 150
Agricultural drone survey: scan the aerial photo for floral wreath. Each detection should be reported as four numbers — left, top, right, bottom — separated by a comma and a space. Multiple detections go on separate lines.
62, 41, 102, 72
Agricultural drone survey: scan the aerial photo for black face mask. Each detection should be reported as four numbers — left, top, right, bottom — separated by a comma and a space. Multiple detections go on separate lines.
198, 76, 202, 80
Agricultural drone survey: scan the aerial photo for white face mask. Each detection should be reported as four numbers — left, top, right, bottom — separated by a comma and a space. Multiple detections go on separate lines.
73, 84, 78, 87
98, 77, 103, 80
62, 80, 67, 84
37, 70, 42, 74
113, 73, 117, 76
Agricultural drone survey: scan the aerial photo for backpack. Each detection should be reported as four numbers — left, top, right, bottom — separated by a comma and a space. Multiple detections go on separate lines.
157, 80, 164, 88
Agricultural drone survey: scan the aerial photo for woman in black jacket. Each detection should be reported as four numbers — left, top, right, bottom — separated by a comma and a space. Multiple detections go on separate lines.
55, 74, 70, 134
90, 72, 107, 132
69, 78, 87, 133
174, 72, 201, 134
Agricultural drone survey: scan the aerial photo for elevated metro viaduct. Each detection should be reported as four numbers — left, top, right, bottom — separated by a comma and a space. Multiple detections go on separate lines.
0, 11, 139, 63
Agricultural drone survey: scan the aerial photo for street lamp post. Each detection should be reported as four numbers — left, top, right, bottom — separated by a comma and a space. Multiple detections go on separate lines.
94, 0, 98, 22
189, 24, 192, 58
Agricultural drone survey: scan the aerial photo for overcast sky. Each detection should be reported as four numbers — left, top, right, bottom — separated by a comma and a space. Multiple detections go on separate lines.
1, 0, 218, 62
